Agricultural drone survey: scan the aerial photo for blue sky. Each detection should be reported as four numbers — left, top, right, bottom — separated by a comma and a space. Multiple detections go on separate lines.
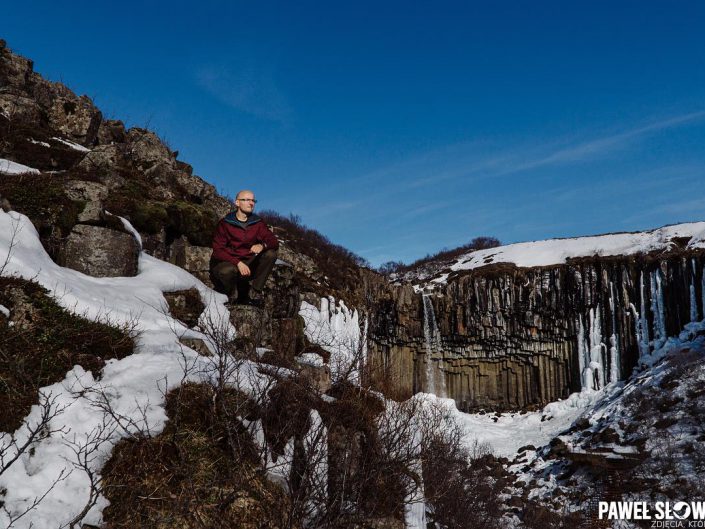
4, 1, 705, 266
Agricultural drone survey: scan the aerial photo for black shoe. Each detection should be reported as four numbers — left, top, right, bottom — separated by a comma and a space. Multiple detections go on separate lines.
237, 296, 264, 308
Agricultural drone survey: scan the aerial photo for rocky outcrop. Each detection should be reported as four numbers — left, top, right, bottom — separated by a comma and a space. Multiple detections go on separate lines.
0, 41, 230, 271
0, 40, 102, 146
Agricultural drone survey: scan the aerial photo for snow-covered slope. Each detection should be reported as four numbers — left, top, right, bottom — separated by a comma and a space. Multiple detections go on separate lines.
403, 222, 705, 286
0, 210, 237, 528
507, 319, 705, 522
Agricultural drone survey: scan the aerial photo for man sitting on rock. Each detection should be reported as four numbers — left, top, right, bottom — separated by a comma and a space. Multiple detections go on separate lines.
210, 190, 278, 306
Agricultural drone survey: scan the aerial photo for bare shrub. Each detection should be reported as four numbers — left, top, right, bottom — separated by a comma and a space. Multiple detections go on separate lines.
419, 403, 508, 529
101, 382, 289, 529
379, 236, 502, 276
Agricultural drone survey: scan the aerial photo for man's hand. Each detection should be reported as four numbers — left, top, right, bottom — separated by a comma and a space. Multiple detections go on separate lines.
250, 243, 264, 255
237, 261, 251, 277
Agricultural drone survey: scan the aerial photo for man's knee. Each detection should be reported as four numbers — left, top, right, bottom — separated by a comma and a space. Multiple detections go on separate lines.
211, 261, 239, 281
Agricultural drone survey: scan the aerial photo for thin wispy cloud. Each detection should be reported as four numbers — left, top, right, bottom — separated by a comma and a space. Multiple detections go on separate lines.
196, 62, 292, 123
500, 110, 705, 173
351, 110, 705, 193
304, 111, 705, 225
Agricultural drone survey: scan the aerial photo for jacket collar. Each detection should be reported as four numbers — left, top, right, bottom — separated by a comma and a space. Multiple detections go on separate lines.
224, 211, 262, 227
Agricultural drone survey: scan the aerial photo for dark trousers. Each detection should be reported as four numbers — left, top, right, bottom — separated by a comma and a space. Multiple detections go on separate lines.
209, 249, 277, 300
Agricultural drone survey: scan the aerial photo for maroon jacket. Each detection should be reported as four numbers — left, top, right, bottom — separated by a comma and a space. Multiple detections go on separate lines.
211, 212, 278, 266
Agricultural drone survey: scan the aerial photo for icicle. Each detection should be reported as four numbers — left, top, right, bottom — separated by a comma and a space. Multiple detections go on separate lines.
577, 315, 595, 391
639, 272, 650, 356
362, 316, 369, 370
608, 282, 620, 384
628, 303, 646, 359
588, 306, 605, 390
702, 263, 705, 323
303, 410, 328, 520
650, 270, 666, 347
422, 294, 445, 396
691, 259, 699, 322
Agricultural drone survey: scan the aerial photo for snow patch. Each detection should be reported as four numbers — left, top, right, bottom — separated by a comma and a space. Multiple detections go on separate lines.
415, 391, 602, 458
52, 137, 91, 152
0, 158, 40, 175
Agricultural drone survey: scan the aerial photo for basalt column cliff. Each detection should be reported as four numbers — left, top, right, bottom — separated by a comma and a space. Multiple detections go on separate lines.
367, 246, 705, 411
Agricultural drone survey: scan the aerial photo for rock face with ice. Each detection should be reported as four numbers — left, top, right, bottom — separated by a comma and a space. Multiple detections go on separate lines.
367, 245, 705, 411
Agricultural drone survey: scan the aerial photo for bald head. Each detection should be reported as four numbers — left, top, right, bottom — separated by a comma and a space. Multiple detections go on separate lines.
236, 190, 255, 200
234, 189, 257, 218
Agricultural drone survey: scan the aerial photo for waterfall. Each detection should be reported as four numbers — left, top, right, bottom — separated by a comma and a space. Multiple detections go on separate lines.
422, 294, 446, 397
639, 272, 650, 357
608, 282, 620, 384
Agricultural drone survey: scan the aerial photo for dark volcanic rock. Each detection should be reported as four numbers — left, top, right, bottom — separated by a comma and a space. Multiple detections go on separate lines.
367, 251, 705, 411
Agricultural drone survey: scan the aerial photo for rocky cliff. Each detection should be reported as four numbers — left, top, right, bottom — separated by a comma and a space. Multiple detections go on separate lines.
367, 236, 705, 411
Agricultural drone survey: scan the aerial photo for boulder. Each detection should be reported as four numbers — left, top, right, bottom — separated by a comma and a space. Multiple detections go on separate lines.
276, 242, 319, 280
76, 201, 103, 224
170, 169, 229, 209
141, 230, 168, 261
77, 144, 128, 172
180, 337, 211, 356
61, 224, 139, 277
266, 260, 300, 319
229, 305, 271, 355
270, 317, 305, 359
164, 288, 205, 328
